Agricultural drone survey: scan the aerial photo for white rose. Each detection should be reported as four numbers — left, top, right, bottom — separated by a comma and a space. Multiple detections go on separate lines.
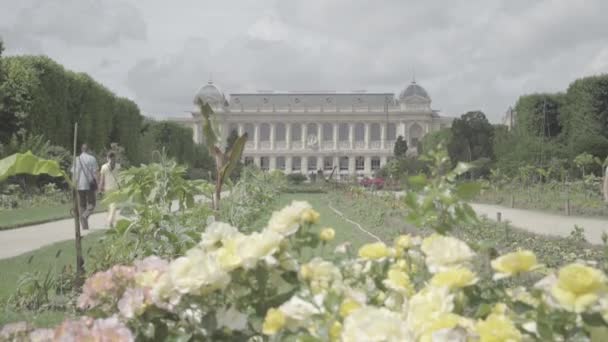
421, 235, 475, 273
342, 306, 412, 342
216, 306, 248, 331
267, 201, 311, 236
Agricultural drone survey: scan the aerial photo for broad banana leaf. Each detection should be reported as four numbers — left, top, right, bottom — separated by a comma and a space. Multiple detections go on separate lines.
219, 134, 247, 182
196, 99, 218, 148
0, 151, 68, 183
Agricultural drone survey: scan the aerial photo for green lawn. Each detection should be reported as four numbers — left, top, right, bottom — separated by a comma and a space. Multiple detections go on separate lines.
0, 203, 106, 231
0, 232, 103, 327
250, 192, 400, 252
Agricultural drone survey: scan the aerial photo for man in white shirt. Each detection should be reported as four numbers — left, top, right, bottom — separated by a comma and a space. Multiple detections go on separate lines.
99, 151, 120, 228
71, 144, 98, 230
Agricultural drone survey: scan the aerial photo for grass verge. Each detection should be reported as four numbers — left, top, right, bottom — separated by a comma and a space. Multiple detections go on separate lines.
0, 232, 103, 327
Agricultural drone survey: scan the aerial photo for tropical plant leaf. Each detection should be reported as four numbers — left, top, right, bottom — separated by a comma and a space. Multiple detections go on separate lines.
196, 99, 218, 148
219, 134, 248, 183
0, 151, 67, 182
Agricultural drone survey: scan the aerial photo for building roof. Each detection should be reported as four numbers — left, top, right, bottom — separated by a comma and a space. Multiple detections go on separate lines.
227, 91, 396, 108
398, 81, 430, 101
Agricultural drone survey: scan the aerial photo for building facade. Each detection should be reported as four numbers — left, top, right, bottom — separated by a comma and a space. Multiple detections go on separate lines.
180, 80, 452, 178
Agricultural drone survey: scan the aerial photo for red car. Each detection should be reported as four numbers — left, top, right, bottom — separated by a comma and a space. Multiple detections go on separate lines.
360, 177, 385, 189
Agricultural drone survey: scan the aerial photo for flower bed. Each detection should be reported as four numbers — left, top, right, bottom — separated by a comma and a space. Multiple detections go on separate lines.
3, 201, 608, 341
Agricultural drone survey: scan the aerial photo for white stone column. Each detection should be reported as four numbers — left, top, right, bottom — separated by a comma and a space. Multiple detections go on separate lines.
364, 122, 370, 149
349, 123, 354, 149
254, 124, 260, 150
270, 123, 276, 150
269, 156, 276, 171
317, 123, 323, 149
317, 156, 323, 172
254, 156, 261, 167
302, 123, 308, 149
333, 156, 339, 172
302, 156, 308, 174
238, 123, 244, 136
399, 122, 406, 138
348, 156, 356, 175
286, 123, 292, 150
380, 123, 386, 150
285, 156, 292, 174
333, 123, 338, 150
364, 156, 371, 175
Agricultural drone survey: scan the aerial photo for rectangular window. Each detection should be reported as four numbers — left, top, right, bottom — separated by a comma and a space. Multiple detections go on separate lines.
244, 157, 254, 166
355, 156, 364, 171
260, 157, 269, 171
308, 157, 317, 171
411, 138, 419, 147
292, 157, 301, 171
371, 157, 381, 171
324, 157, 333, 170
276, 157, 286, 170
339, 157, 349, 171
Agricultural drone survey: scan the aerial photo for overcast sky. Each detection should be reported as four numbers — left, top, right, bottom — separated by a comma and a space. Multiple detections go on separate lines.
1, 0, 607, 122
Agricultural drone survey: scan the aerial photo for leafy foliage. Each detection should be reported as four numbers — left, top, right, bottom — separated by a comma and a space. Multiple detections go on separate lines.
447, 111, 494, 176
393, 135, 408, 157
195, 99, 247, 211
403, 147, 479, 234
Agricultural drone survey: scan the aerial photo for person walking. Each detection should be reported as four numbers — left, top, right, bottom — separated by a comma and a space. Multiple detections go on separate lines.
99, 151, 121, 228
72, 144, 99, 230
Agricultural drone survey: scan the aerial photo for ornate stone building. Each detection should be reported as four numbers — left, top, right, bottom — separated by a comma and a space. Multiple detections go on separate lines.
179, 80, 452, 178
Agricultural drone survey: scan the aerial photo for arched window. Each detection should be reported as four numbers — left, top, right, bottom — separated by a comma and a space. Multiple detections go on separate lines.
409, 123, 423, 147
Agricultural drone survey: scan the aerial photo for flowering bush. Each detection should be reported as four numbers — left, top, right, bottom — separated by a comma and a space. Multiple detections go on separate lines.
4, 200, 608, 341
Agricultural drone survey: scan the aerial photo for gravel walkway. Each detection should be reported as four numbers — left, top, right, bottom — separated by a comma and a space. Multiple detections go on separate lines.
0, 213, 108, 259
470, 203, 608, 244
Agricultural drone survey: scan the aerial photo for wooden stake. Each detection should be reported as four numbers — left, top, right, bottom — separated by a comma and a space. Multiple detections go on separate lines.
72, 123, 84, 288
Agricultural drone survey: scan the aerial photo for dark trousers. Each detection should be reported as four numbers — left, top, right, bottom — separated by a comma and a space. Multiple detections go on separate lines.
78, 190, 96, 230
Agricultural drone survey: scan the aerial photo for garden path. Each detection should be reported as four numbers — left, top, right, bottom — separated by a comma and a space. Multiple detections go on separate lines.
0, 213, 107, 259
0, 194, 219, 259
470, 203, 608, 245
385, 191, 608, 244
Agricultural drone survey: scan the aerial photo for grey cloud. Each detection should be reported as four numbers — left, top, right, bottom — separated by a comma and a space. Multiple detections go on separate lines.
4, 0, 606, 122
4, 0, 146, 48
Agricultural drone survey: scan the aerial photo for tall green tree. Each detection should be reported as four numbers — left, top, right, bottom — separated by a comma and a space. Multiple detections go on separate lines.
420, 128, 451, 155
448, 111, 494, 174
393, 135, 408, 158
561, 75, 608, 161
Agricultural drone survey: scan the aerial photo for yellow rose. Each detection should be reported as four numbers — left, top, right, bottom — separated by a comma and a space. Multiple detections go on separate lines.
551, 263, 606, 312
394, 234, 413, 249
358, 242, 391, 260
476, 313, 522, 342
430, 267, 478, 289
329, 321, 342, 342
491, 250, 541, 279
384, 269, 415, 297
262, 308, 286, 335
320, 228, 336, 242
301, 208, 321, 225
340, 298, 362, 317
300, 263, 313, 280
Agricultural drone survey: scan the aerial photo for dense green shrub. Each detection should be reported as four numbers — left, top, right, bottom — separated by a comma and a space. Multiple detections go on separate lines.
0, 55, 208, 169
286, 173, 307, 185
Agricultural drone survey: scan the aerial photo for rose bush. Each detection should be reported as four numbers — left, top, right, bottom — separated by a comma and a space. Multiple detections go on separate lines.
4, 200, 608, 341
